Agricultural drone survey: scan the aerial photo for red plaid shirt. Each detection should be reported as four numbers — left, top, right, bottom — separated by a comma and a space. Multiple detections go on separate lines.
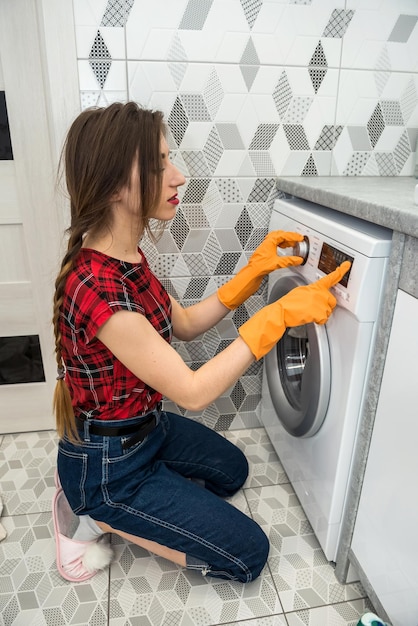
59, 248, 172, 421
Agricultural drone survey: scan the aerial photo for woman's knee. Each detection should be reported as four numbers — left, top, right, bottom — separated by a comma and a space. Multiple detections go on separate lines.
223, 441, 249, 494
231, 446, 249, 489
238, 522, 270, 582
213, 518, 270, 583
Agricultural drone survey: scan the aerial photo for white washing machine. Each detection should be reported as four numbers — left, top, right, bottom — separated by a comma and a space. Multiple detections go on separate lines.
260, 196, 392, 562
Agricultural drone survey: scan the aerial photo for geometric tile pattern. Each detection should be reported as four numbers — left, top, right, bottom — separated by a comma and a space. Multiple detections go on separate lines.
89, 31, 111, 88
283, 125, 310, 150
375, 152, 397, 176
74, 0, 418, 428
240, 0, 263, 31
0, 427, 376, 626
101, 0, 135, 27
388, 14, 418, 43
367, 103, 385, 148
273, 72, 292, 120
302, 155, 318, 177
0, 431, 57, 516
224, 428, 289, 487
374, 46, 391, 97
381, 100, 404, 126
322, 9, 355, 38
344, 152, 371, 177
314, 125, 344, 150
309, 42, 328, 94
179, 0, 214, 30
240, 37, 260, 90
244, 482, 369, 614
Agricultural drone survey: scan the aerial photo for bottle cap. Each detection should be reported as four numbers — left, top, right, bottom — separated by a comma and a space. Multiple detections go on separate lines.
357, 613, 386, 626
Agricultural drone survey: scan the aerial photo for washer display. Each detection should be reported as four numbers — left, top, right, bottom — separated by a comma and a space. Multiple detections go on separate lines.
260, 196, 392, 562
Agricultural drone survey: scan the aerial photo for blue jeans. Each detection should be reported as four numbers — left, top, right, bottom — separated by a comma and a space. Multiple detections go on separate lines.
57, 409, 269, 582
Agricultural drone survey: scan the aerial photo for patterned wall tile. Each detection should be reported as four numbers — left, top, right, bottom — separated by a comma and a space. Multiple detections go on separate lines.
241, 65, 260, 91
388, 14, 418, 43
179, 0, 214, 31
89, 31, 111, 87
322, 8, 354, 38
73, 0, 418, 428
367, 103, 385, 148
343, 1, 418, 71
284, 98, 313, 124
335, 69, 418, 175
101, 0, 134, 26
273, 71, 292, 119
240, 0, 263, 31
314, 125, 343, 150
393, 129, 413, 173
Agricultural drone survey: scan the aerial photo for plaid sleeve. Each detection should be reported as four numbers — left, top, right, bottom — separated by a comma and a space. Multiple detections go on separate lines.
63, 271, 114, 345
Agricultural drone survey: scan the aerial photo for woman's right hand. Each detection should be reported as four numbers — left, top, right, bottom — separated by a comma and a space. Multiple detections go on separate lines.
281, 260, 351, 327
238, 261, 351, 360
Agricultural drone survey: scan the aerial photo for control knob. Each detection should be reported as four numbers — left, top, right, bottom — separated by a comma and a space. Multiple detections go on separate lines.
293, 235, 309, 265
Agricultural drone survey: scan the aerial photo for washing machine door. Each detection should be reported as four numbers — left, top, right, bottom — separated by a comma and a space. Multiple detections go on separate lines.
265, 273, 331, 438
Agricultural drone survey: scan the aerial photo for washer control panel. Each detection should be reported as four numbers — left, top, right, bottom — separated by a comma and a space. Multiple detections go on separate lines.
271, 197, 392, 322
317, 241, 354, 287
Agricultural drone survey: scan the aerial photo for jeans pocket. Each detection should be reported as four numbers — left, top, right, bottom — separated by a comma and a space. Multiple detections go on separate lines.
120, 433, 149, 453
57, 442, 88, 514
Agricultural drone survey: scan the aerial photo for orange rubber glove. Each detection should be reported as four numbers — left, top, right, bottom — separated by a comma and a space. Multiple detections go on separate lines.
239, 261, 351, 360
217, 230, 305, 310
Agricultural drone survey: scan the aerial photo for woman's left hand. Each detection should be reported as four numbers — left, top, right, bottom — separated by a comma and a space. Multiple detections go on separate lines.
217, 230, 304, 310
246, 230, 304, 276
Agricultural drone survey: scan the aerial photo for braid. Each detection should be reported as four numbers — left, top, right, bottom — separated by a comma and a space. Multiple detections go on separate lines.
52, 229, 84, 441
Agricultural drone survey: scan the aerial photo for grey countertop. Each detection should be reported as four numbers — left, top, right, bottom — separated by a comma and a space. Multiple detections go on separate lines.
276, 176, 418, 238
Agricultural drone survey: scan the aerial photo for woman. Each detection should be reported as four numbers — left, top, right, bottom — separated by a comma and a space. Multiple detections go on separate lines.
52, 102, 349, 583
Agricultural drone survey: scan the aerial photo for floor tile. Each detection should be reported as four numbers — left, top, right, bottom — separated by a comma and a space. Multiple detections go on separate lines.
0, 426, 375, 626
109, 534, 283, 626
285, 597, 375, 625
224, 428, 289, 488
244, 484, 367, 613
222, 617, 288, 626
0, 512, 109, 626
0, 431, 58, 516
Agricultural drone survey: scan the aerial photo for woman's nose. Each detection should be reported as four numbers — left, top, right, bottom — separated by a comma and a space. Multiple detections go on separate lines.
171, 163, 186, 187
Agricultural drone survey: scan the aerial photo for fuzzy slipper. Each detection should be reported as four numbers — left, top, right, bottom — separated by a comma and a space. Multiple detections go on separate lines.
52, 486, 113, 582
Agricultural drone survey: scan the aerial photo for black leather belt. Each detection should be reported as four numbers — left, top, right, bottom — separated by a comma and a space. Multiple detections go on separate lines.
75, 403, 161, 440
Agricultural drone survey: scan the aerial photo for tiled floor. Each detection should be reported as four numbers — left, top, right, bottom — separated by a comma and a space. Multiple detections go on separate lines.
0, 427, 375, 626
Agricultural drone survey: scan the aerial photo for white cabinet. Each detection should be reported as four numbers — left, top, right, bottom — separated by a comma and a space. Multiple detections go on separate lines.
351, 290, 418, 626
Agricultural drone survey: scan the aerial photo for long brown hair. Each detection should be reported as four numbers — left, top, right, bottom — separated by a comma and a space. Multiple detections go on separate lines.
52, 102, 165, 441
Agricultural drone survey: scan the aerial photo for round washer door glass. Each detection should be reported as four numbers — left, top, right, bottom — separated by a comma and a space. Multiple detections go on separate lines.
265, 274, 331, 438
